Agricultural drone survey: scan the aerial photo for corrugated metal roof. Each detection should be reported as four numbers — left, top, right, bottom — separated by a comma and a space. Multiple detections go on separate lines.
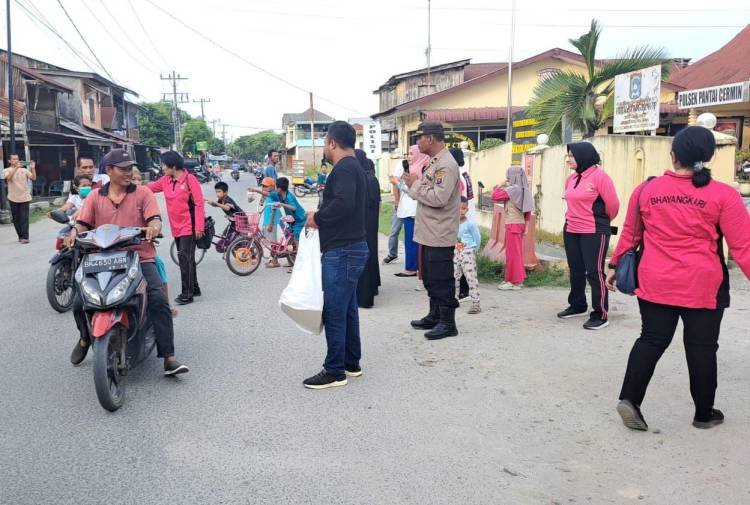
463, 63, 507, 81
668, 25, 750, 90
0, 54, 73, 93
282, 108, 334, 126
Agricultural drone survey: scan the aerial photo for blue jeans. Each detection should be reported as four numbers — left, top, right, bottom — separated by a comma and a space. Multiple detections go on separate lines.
403, 217, 418, 272
388, 210, 402, 258
322, 241, 369, 376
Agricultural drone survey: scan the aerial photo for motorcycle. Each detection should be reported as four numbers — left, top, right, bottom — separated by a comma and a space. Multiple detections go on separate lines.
46, 210, 79, 313
231, 169, 240, 182
293, 177, 324, 198
73, 224, 157, 412
254, 167, 264, 186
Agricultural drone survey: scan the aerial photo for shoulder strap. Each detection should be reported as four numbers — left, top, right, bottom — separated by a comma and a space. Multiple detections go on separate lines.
184, 174, 196, 233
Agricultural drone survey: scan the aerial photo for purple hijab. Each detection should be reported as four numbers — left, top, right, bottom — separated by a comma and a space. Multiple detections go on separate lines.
505, 165, 534, 213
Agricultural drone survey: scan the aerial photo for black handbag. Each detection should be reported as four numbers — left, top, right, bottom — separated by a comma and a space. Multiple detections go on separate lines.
615, 178, 654, 296
185, 175, 214, 250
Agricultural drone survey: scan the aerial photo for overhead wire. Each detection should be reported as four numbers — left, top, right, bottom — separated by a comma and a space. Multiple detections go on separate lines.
126, 0, 170, 68
142, 0, 368, 116
56, 0, 115, 81
96, 0, 161, 69
13, 0, 101, 73
80, 0, 159, 74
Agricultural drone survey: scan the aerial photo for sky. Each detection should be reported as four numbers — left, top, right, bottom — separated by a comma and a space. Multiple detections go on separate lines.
1, 0, 748, 141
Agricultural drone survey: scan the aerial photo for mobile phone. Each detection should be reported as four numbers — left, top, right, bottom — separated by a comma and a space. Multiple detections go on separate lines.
402, 159, 409, 174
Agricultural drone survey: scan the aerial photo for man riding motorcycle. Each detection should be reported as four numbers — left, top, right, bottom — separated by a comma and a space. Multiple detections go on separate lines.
65, 149, 189, 376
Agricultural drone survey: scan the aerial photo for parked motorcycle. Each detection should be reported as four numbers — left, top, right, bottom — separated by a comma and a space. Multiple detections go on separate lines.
73, 224, 158, 411
47, 210, 78, 313
293, 177, 324, 198
254, 167, 264, 186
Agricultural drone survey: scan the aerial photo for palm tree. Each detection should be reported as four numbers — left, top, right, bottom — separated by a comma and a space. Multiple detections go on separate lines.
527, 20, 669, 144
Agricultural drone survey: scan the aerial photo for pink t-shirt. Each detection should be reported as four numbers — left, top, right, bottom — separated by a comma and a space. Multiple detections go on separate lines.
148, 172, 205, 238
564, 166, 620, 234
611, 171, 750, 309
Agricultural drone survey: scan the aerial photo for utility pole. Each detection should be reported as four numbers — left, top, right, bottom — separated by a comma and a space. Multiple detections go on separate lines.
221, 123, 227, 153
1, 0, 15, 220
505, 0, 516, 143
309, 93, 316, 168
208, 119, 219, 137
160, 71, 189, 151
193, 97, 211, 120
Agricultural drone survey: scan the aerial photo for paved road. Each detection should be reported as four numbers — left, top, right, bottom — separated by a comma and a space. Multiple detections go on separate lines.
1, 173, 749, 504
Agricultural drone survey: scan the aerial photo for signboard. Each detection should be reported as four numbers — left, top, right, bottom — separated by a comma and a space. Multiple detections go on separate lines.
677, 81, 750, 109
196, 141, 208, 151
614, 64, 662, 133
512, 111, 539, 162
362, 121, 382, 159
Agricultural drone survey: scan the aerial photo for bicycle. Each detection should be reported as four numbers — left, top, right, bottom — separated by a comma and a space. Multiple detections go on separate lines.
230, 203, 298, 276
169, 214, 261, 276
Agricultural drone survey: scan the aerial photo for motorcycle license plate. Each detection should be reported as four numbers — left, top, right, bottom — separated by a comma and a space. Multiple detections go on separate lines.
83, 252, 128, 274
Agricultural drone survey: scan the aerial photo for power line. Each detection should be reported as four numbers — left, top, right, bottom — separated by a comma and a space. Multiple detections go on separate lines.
78, 0, 159, 74
96, 0, 162, 69
127, 0, 169, 68
56, 0, 114, 81
142, 0, 367, 116
13, 0, 101, 72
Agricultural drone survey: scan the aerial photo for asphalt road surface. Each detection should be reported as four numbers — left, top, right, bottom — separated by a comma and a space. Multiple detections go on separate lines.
1, 173, 749, 504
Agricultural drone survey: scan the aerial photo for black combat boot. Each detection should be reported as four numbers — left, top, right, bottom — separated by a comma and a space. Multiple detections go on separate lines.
411, 298, 439, 329
424, 306, 459, 340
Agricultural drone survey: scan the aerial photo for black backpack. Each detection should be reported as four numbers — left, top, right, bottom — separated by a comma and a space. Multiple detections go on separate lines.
196, 216, 215, 250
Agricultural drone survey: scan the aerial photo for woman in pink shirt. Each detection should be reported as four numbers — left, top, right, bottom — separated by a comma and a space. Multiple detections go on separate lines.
607, 126, 750, 431
149, 151, 206, 305
558, 142, 620, 330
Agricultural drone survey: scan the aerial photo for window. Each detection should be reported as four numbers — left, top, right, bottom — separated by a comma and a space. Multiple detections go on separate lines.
88, 98, 96, 121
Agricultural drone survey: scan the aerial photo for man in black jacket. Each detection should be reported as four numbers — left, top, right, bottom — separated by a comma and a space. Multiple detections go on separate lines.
304, 121, 368, 389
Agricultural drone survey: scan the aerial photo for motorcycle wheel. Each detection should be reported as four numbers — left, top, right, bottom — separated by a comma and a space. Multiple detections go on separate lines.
294, 186, 306, 198
225, 237, 262, 276
93, 327, 126, 412
46, 258, 76, 313
170, 240, 207, 266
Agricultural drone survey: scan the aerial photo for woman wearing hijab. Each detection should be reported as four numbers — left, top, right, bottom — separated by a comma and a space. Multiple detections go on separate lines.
491, 165, 535, 290
558, 142, 619, 330
607, 126, 750, 431
390, 145, 431, 279
355, 149, 381, 308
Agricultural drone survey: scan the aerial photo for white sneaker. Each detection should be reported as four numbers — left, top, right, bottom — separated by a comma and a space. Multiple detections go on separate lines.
415, 283, 425, 291
498, 282, 521, 291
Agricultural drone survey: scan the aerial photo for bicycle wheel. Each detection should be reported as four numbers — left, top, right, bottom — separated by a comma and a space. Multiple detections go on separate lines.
225, 236, 262, 276
170, 240, 207, 266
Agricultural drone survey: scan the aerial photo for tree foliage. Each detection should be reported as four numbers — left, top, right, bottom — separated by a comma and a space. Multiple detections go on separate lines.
479, 138, 504, 151
137, 102, 193, 149
228, 130, 283, 161
527, 19, 670, 144
181, 118, 214, 153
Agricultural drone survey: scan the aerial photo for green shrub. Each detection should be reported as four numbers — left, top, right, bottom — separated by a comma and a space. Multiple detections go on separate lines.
479, 138, 505, 151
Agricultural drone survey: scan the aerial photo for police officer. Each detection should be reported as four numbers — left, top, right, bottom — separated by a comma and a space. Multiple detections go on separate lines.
402, 122, 462, 340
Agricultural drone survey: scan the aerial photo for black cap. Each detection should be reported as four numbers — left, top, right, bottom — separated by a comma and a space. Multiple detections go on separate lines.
415, 121, 444, 137
102, 149, 137, 168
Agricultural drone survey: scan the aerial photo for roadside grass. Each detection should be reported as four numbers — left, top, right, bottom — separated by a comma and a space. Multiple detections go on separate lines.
30, 205, 60, 224
379, 202, 569, 288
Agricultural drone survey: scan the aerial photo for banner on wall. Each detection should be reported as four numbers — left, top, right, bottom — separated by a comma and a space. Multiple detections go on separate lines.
614, 64, 662, 133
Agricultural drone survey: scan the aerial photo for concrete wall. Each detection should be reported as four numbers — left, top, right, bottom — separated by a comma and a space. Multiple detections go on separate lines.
531, 133, 737, 248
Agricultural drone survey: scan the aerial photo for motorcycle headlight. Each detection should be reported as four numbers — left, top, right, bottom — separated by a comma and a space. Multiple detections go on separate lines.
106, 276, 133, 306
81, 279, 102, 306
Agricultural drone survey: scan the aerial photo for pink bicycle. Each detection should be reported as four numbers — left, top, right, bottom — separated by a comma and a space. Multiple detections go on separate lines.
228, 204, 297, 276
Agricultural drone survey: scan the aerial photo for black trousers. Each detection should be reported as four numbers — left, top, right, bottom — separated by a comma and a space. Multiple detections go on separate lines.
421, 245, 459, 310
73, 262, 176, 358
9, 201, 30, 240
563, 231, 610, 320
459, 275, 469, 297
175, 235, 199, 298
620, 299, 724, 422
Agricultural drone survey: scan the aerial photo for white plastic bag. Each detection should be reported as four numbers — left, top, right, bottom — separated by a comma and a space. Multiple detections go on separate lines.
279, 229, 324, 335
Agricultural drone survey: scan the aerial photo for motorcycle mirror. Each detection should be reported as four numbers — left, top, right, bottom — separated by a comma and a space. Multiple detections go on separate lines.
50, 210, 70, 224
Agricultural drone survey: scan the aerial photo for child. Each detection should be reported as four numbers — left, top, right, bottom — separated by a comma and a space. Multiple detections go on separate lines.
56, 175, 92, 218
131, 167, 178, 317
317, 161, 328, 185
248, 177, 283, 268
491, 166, 534, 291
455, 197, 482, 314
207, 181, 243, 236
271, 178, 305, 273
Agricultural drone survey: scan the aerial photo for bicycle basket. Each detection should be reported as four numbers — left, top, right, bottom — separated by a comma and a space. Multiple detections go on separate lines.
235, 212, 260, 234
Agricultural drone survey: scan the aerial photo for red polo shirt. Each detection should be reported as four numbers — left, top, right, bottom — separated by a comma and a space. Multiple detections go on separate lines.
76, 182, 161, 262
148, 171, 205, 238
